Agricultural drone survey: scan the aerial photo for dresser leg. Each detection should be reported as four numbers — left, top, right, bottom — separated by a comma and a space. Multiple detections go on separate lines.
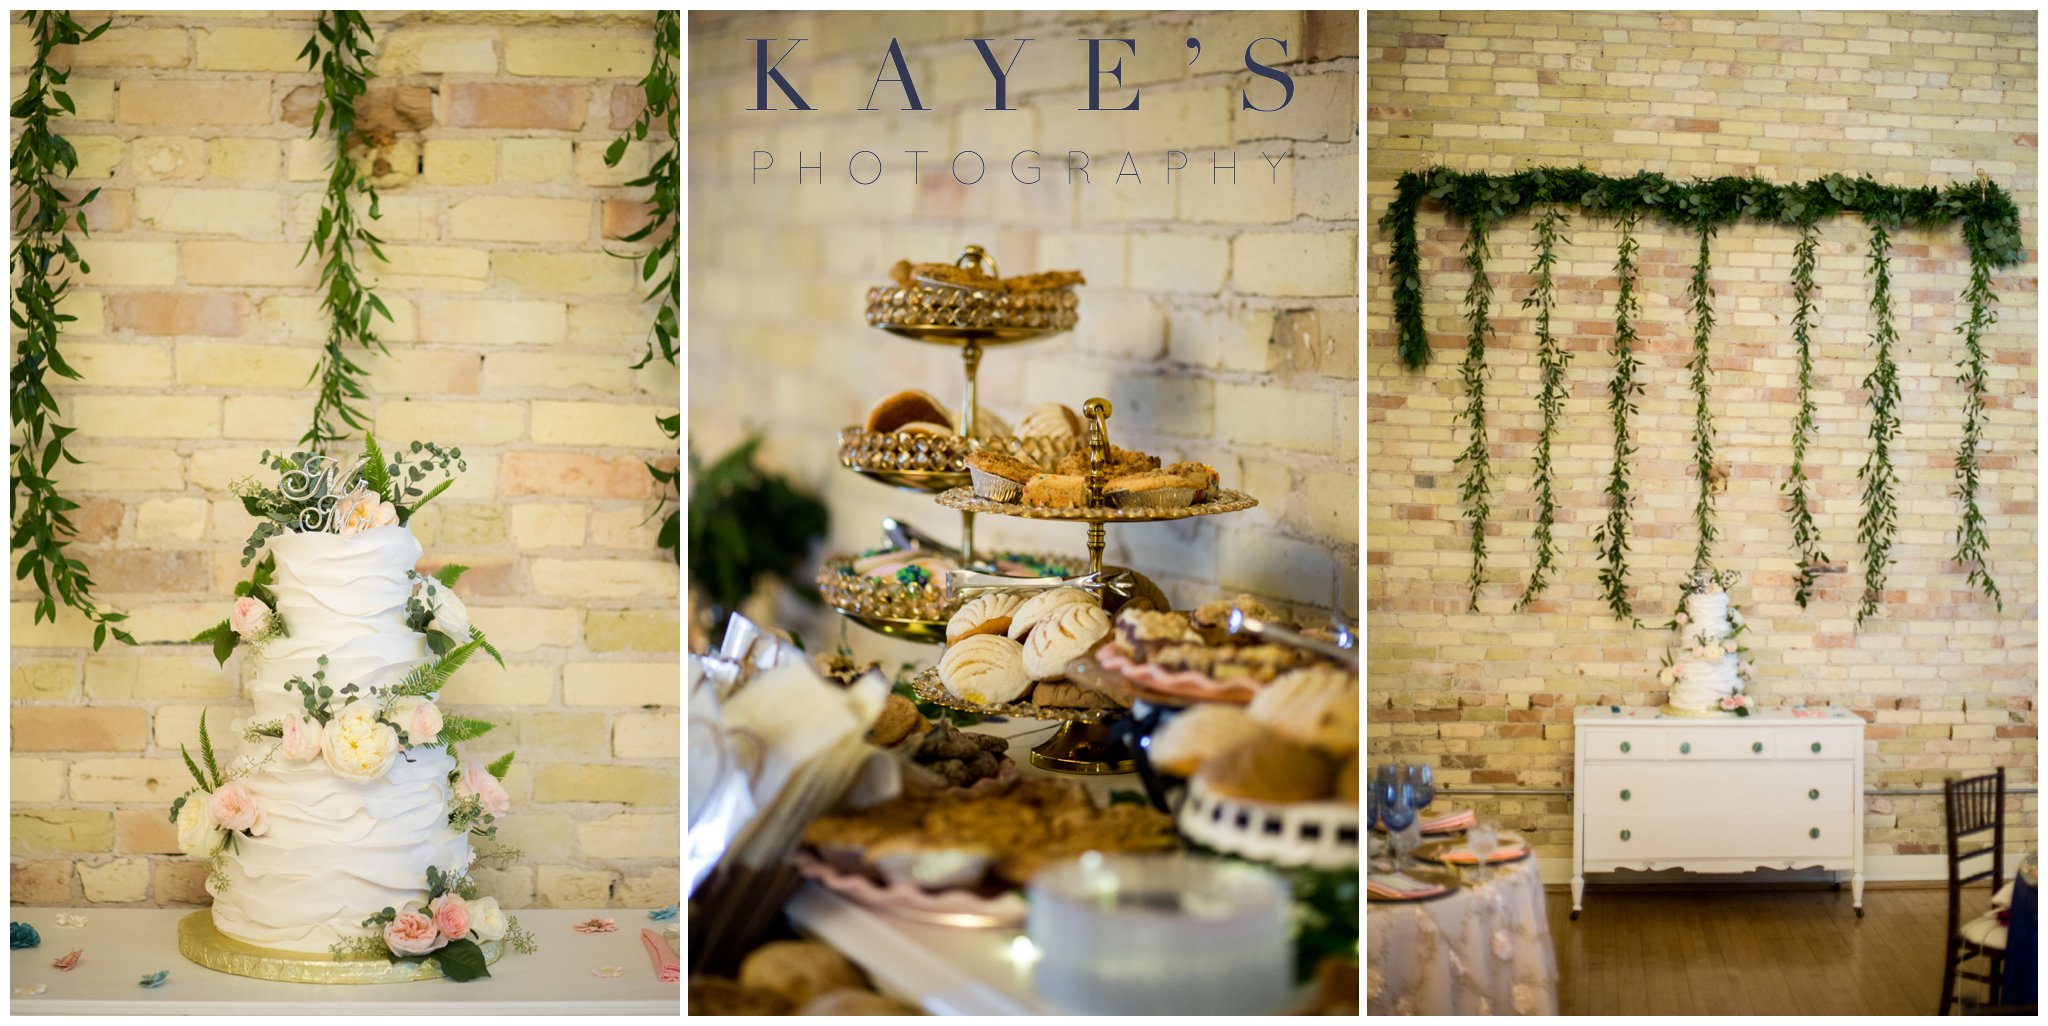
1851, 872, 1864, 916
1570, 874, 1584, 919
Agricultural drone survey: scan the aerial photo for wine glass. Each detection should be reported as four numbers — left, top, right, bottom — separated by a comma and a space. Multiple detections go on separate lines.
1465, 819, 1501, 883
1377, 778, 1418, 869
1367, 781, 1390, 871
1406, 764, 1435, 813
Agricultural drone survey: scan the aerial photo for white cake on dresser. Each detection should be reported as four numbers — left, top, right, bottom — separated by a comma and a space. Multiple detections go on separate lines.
1658, 569, 1754, 716
1570, 706, 1865, 919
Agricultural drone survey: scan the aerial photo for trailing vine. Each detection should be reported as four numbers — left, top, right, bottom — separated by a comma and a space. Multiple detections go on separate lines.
1379, 167, 2026, 617
298, 10, 391, 451
1593, 207, 1643, 625
1455, 213, 1493, 610
1684, 223, 1719, 572
1784, 221, 1829, 607
1856, 216, 1902, 625
1516, 208, 1569, 610
1953, 204, 2003, 611
608, 9, 680, 563
10, 10, 132, 650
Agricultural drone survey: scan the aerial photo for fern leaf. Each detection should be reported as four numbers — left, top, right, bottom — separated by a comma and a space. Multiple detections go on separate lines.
361, 434, 391, 499
407, 477, 457, 518
198, 709, 224, 788
180, 743, 213, 792
434, 564, 469, 588
471, 626, 504, 668
486, 750, 515, 780
386, 635, 484, 699
437, 715, 496, 744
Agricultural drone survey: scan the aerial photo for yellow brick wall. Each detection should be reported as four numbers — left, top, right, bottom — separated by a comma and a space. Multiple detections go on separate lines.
10, 11, 678, 909
1368, 11, 2037, 863
686, 11, 1360, 670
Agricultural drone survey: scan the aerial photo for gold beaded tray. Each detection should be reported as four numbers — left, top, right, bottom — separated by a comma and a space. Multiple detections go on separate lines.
908, 667, 1124, 725
838, 427, 1077, 494
935, 487, 1261, 523
817, 549, 1092, 644
177, 910, 504, 984
864, 245, 1081, 339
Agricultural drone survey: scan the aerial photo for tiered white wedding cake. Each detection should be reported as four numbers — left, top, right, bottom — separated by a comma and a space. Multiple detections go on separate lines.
1657, 570, 1755, 715
173, 440, 528, 979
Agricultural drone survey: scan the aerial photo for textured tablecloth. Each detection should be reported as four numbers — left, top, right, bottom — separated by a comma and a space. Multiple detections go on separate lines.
2003, 855, 2037, 1005
1365, 852, 1560, 1016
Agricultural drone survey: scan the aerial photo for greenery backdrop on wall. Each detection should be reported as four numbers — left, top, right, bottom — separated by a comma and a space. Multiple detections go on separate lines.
10, 10, 134, 650
1378, 166, 2025, 623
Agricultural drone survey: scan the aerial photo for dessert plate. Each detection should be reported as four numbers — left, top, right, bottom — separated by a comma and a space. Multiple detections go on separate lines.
1091, 644, 1261, 704
792, 851, 1026, 928
1412, 836, 1532, 866
1366, 867, 1462, 903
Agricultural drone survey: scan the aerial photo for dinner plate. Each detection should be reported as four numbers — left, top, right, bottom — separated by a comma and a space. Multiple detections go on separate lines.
1411, 836, 1532, 866
1365, 866, 1462, 903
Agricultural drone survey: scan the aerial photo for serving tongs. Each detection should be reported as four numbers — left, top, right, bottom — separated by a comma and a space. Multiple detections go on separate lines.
1227, 608, 1359, 669
945, 566, 1147, 607
880, 517, 995, 572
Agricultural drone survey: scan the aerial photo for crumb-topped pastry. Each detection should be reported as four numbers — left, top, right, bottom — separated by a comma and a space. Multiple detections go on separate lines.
1189, 594, 1285, 643
1104, 471, 1197, 510
1021, 602, 1112, 680
1021, 473, 1088, 508
965, 450, 1040, 502
1055, 445, 1160, 479
1160, 461, 1219, 501
1112, 607, 1201, 658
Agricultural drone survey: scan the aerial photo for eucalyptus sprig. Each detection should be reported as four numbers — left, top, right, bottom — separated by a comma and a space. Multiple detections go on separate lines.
1685, 224, 1720, 573
1856, 216, 1903, 625
10, 9, 132, 651
298, 10, 392, 450
1455, 213, 1493, 611
1592, 208, 1643, 625
1784, 220, 1830, 607
1516, 207, 1570, 610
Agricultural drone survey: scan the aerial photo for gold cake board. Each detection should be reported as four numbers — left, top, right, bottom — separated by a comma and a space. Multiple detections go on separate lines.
1659, 703, 1738, 719
178, 910, 504, 984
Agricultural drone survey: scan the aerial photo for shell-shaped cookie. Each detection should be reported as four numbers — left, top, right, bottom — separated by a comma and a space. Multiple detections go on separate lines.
1246, 665, 1359, 757
946, 592, 1026, 644
1007, 587, 1097, 641
938, 634, 1031, 706
1022, 603, 1113, 681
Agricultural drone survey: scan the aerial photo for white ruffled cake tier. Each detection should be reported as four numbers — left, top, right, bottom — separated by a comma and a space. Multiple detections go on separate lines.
1667, 653, 1743, 712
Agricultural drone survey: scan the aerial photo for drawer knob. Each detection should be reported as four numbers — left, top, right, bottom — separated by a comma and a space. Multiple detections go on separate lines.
1809, 789, 1820, 800
1680, 742, 1691, 755
1621, 829, 1631, 842
1620, 741, 1630, 754
1621, 789, 1631, 801
1811, 742, 1822, 753
1752, 741, 1763, 753
1810, 828, 1820, 839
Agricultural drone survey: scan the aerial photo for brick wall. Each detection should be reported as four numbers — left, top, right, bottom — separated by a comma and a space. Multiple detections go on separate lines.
10, 11, 679, 910
1367, 11, 2037, 863
686, 11, 1359, 669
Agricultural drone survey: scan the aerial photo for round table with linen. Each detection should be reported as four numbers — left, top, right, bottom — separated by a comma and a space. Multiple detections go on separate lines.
1365, 852, 1560, 1015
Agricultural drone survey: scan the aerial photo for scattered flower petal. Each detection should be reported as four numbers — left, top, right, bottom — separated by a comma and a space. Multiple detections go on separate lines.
574, 917, 617, 934
10, 923, 40, 949
139, 970, 169, 989
647, 904, 678, 921
54, 914, 87, 928
14, 984, 46, 997
52, 949, 81, 971
591, 966, 625, 978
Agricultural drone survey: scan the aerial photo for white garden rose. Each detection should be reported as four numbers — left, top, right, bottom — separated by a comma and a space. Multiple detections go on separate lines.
320, 701, 401, 781
176, 793, 221, 856
468, 896, 507, 942
423, 583, 471, 641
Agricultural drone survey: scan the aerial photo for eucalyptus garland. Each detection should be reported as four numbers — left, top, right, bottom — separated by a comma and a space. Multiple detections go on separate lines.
1455, 213, 1493, 610
10, 10, 133, 651
1856, 217, 1902, 625
1592, 208, 1644, 624
1379, 167, 2026, 618
298, 11, 391, 450
1516, 208, 1569, 610
1784, 221, 1829, 607
1684, 224, 1719, 571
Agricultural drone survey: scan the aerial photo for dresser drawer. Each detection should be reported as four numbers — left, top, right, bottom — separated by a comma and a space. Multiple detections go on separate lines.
1584, 812, 1854, 862
1659, 729, 1780, 760
1580, 729, 1654, 762
1581, 761, 1856, 816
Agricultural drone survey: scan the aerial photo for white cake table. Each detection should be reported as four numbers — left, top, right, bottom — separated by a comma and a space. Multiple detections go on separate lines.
7, 909, 680, 1015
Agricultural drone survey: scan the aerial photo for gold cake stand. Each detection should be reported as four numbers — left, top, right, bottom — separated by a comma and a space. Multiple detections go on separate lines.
909, 668, 1134, 774
177, 911, 504, 984
826, 245, 1080, 643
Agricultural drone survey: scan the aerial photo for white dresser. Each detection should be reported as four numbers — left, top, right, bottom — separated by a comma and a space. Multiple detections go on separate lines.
1571, 706, 1865, 918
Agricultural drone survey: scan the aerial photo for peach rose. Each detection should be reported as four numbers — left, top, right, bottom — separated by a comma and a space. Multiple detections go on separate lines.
206, 781, 267, 836
392, 697, 444, 747
383, 910, 445, 957
279, 713, 321, 762
456, 759, 511, 817
229, 596, 273, 640
430, 894, 470, 941
335, 488, 399, 537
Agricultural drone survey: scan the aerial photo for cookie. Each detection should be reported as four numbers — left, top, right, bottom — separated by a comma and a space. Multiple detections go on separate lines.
938, 634, 1031, 706
865, 390, 952, 435
1015, 402, 1083, 440
1247, 665, 1359, 757
867, 693, 927, 748
1022, 602, 1113, 681
738, 941, 866, 1008
798, 989, 926, 1015
1007, 587, 1097, 642
946, 591, 1024, 644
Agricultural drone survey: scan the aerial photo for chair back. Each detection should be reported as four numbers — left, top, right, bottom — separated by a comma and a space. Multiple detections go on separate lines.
1942, 767, 2007, 942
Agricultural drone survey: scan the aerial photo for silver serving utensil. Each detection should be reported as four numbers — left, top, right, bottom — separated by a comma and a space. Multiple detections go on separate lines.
944, 567, 1140, 606
879, 518, 998, 572
1227, 607, 1359, 668
1330, 617, 1357, 651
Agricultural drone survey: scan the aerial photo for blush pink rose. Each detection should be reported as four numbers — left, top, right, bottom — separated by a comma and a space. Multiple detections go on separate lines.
456, 760, 511, 817
279, 713, 321, 762
228, 596, 271, 640
430, 895, 470, 941
392, 697, 444, 747
383, 911, 445, 957
206, 781, 267, 836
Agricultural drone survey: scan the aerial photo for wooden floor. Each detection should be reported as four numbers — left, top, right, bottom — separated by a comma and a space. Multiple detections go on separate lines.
1548, 885, 2003, 1016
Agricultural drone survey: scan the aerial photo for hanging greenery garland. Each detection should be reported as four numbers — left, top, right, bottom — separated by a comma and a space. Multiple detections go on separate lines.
1684, 223, 1720, 572
1856, 214, 1902, 625
1455, 212, 1493, 611
1593, 207, 1644, 625
10, 10, 133, 651
1784, 221, 1829, 607
1379, 167, 2025, 618
1516, 208, 1569, 610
